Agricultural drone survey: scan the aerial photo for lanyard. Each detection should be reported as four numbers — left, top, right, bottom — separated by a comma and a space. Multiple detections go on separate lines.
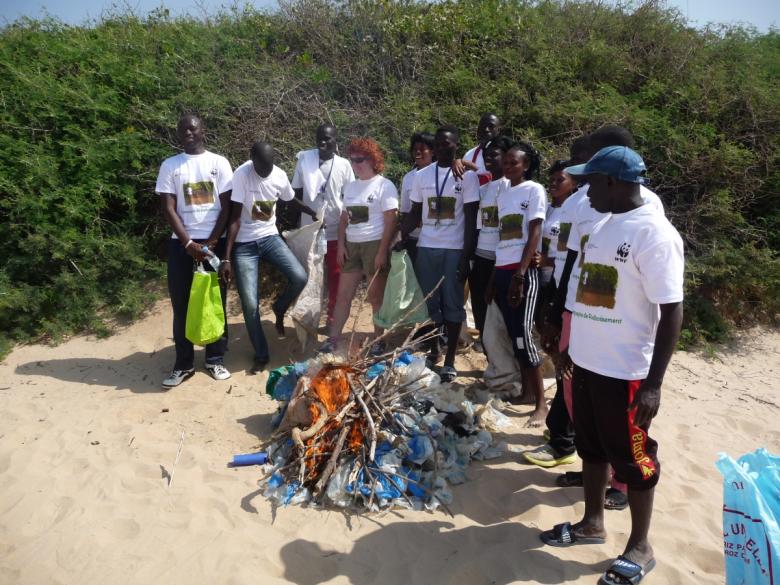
434, 166, 451, 226
319, 158, 335, 196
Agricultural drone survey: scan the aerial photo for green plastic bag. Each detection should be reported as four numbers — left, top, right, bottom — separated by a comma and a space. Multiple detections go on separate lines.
373, 249, 429, 329
185, 266, 225, 346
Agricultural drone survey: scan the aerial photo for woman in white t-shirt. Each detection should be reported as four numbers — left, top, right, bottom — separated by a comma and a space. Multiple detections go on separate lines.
487, 141, 549, 427
318, 138, 399, 356
399, 132, 435, 265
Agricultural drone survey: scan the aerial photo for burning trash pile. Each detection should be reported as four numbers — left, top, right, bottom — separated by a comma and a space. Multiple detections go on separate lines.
259, 348, 511, 512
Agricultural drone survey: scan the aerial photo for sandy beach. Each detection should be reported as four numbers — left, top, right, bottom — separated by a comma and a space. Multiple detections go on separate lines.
0, 293, 777, 585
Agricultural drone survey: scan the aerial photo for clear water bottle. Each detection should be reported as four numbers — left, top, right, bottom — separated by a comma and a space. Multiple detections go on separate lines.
317, 229, 327, 255
201, 246, 221, 271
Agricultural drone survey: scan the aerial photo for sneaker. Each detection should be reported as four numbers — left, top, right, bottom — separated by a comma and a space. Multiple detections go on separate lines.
162, 368, 195, 388
205, 363, 231, 381
317, 337, 337, 355
522, 443, 577, 468
369, 340, 386, 357
473, 339, 485, 354
439, 365, 458, 383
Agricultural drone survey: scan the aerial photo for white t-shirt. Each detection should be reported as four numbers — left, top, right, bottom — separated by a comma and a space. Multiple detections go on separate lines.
565, 184, 665, 311
230, 161, 294, 243
569, 204, 684, 380
155, 151, 233, 240
494, 180, 547, 268
476, 177, 509, 255
552, 186, 586, 286
463, 145, 486, 173
543, 205, 564, 261
411, 164, 480, 249
400, 167, 422, 240
291, 151, 355, 241
342, 175, 399, 243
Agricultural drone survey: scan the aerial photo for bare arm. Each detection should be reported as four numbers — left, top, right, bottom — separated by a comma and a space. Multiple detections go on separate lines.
288, 197, 318, 219
336, 210, 349, 268
219, 201, 244, 283
457, 201, 479, 281
630, 301, 683, 426
205, 190, 232, 249
375, 209, 398, 273
400, 202, 422, 242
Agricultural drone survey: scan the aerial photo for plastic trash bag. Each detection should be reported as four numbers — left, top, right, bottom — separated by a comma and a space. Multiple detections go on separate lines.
716, 449, 780, 585
283, 220, 324, 351
185, 265, 225, 346
482, 302, 521, 391
373, 249, 429, 329
475, 399, 513, 432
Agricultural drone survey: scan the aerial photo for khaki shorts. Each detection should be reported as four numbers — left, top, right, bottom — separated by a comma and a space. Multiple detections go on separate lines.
343, 239, 389, 276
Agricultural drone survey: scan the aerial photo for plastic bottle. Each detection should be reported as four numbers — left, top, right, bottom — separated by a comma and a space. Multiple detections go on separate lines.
201, 245, 221, 271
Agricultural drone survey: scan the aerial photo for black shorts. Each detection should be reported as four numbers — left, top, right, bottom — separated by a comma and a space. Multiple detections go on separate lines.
572, 365, 660, 490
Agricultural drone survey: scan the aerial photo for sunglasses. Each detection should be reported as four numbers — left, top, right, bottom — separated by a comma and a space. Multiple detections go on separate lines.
349, 156, 370, 164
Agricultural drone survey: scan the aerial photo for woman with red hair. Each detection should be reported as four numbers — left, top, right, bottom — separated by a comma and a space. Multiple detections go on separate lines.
318, 138, 399, 356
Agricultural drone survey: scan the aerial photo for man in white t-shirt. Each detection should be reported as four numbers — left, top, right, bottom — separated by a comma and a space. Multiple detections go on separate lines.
460, 112, 501, 176
401, 125, 480, 382
155, 114, 234, 388
540, 146, 683, 585
289, 123, 355, 326
220, 142, 316, 373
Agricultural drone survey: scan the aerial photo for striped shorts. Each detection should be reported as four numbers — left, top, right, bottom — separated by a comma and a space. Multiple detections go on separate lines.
493, 266, 542, 368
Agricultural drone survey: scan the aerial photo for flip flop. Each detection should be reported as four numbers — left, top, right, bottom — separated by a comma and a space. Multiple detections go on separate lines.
540, 522, 606, 547
598, 556, 656, 584
556, 471, 583, 487
604, 487, 629, 510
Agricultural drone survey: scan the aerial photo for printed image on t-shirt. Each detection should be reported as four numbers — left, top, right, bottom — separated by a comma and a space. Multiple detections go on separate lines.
557, 222, 572, 252
481, 206, 499, 228
578, 235, 590, 267
348, 205, 369, 224
499, 214, 524, 241
252, 200, 276, 221
427, 197, 456, 220
184, 181, 215, 206
577, 262, 618, 309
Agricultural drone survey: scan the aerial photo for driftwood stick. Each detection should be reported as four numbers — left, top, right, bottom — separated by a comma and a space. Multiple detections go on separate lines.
291, 402, 328, 448
353, 386, 377, 462
314, 424, 351, 497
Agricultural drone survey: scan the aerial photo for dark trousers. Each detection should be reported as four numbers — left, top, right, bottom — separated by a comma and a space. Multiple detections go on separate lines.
167, 238, 229, 370
546, 373, 576, 455
467, 255, 495, 337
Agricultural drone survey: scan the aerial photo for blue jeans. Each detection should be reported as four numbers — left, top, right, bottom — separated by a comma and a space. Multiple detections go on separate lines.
415, 247, 465, 324
233, 234, 308, 362
167, 238, 229, 370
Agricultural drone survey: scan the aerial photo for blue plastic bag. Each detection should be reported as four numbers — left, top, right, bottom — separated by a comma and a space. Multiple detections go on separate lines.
716, 449, 780, 585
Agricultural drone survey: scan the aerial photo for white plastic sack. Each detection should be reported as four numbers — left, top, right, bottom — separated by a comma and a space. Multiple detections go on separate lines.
283, 220, 324, 351
482, 302, 521, 392
716, 450, 780, 585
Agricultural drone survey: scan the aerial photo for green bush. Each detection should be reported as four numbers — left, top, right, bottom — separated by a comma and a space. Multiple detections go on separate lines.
0, 0, 777, 356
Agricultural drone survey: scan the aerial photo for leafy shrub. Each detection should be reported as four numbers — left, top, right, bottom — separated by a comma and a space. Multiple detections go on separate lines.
0, 0, 777, 356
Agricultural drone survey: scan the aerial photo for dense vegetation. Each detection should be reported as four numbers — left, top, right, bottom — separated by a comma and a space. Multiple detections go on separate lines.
1, 0, 778, 355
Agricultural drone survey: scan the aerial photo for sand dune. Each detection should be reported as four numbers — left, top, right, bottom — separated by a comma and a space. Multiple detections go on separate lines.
0, 294, 777, 585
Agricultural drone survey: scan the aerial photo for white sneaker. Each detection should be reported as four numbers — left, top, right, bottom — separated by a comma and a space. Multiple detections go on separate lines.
205, 363, 231, 381
162, 368, 195, 388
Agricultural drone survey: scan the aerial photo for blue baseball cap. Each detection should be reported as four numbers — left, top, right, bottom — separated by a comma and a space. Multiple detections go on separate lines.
565, 146, 647, 184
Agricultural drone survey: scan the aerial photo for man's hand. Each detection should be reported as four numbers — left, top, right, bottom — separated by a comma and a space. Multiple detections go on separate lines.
532, 251, 542, 269
629, 382, 661, 427
451, 158, 466, 180
551, 348, 573, 379
392, 239, 405, 253
219, 261, 232, 285
337, 243, 348, 268
303, 205, 318, 219
185, 241, 207, 262
508, 272, 524, 309
374, 250, 388, 274
541, 321, 561, 354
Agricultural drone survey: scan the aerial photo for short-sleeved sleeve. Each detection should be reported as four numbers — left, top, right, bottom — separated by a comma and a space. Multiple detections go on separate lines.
278, 171, 295, 202
215, 156, 233, 194
462, 171, 480, 204
155, 159, 176, 196
636, 236, 685, 304
529, 184, 547, 221
410, 171, 423, 203
567, 208, 581, 253
380, 180, 399, 212
230, 166, 248, 205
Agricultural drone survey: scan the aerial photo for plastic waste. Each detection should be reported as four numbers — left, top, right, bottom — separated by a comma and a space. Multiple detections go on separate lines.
373, 250, 429, 329
283, 220, 324, 351
475, 399, 513, 432
717, 449, 780, 585
229, 452, 268, 467
482, 302, 522, 391
201, 245, 221, 271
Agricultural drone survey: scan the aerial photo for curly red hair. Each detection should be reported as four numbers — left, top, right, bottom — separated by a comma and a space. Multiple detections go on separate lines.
346, 138, 385, 174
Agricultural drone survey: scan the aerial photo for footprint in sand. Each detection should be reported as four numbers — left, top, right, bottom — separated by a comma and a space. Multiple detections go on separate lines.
111, 517, 141, 540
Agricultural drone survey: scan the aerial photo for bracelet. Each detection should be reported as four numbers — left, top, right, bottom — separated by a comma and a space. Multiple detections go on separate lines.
184, 239, 194, 249
222, 259, 231, 263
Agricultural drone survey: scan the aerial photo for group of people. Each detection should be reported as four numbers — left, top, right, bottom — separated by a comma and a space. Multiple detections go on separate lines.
155, 112, 684, 585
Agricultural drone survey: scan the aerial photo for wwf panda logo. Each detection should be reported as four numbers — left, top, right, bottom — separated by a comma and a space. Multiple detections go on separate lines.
615, 242, 631, 263
521, 200, 529, 210
210, 168, 218, 177
454, 182, 463, 194
550, 225, 560, 236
